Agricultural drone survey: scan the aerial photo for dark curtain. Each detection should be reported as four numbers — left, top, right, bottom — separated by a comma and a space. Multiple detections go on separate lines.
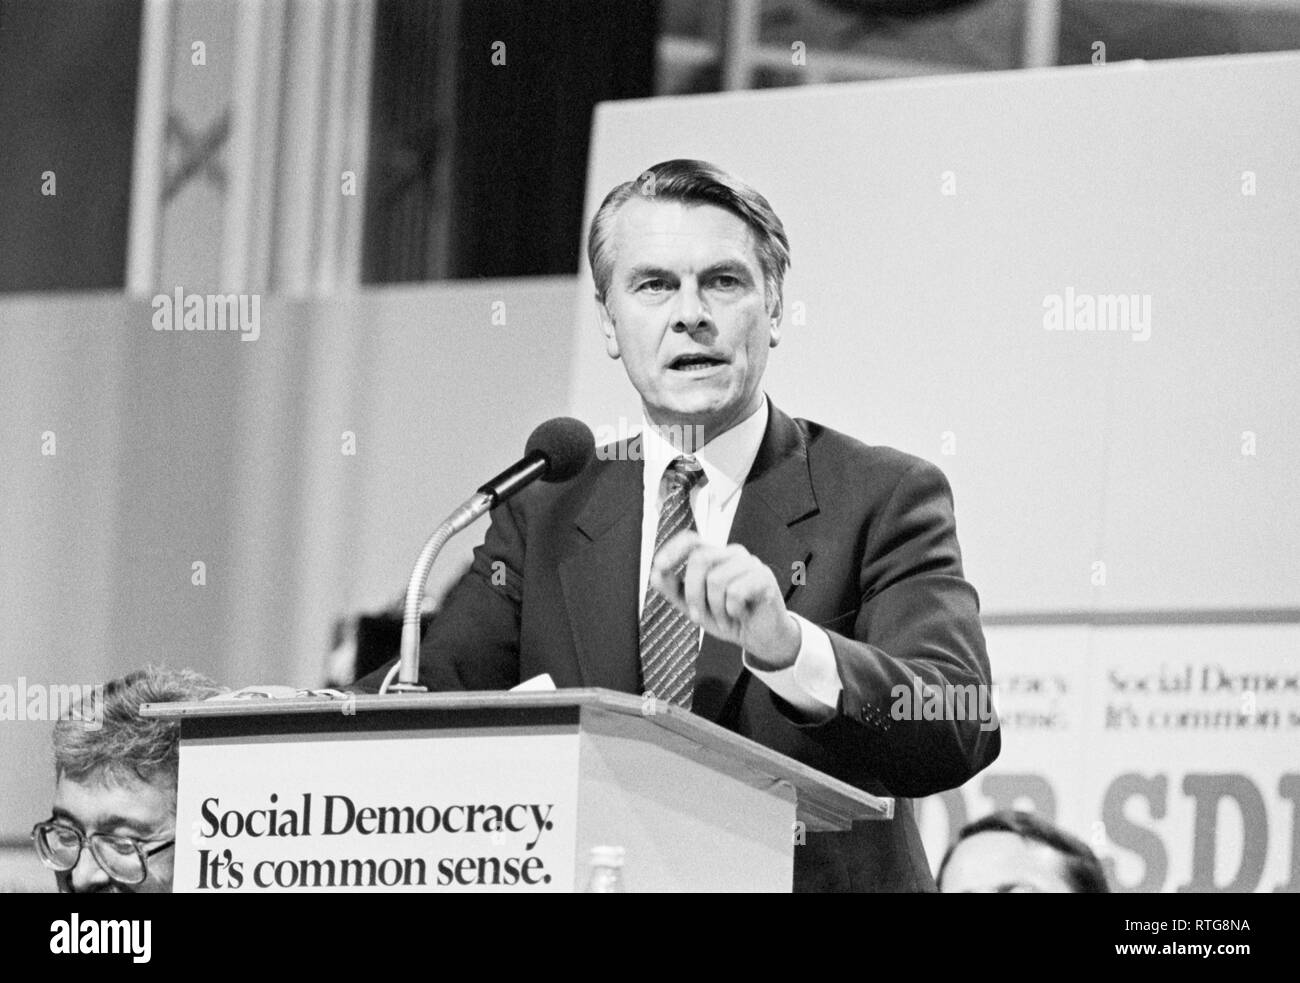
364, 0, 660, 283
0, 0, 141, 292
450, 0, 660, 278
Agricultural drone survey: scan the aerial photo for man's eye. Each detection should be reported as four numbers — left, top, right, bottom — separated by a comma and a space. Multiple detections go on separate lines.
637, 279, 668, 293
711, 275, 741, 289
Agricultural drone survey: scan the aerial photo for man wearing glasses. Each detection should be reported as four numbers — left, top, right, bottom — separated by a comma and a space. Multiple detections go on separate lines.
32, 666, 223, 893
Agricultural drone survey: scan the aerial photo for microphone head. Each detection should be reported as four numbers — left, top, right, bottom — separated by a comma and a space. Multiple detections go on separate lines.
525, 417, 595, 482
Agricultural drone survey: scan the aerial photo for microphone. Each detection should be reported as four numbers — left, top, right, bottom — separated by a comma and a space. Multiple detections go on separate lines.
477, 416, 596, 503
384, 418, 595, 694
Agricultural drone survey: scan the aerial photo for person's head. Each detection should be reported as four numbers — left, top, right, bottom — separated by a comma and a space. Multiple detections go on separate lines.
588, 159, 791, 440
38, 666, 223, 893
937, 809, 1110, 893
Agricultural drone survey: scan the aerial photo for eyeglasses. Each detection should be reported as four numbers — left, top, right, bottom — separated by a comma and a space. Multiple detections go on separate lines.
31, 820, 174, 886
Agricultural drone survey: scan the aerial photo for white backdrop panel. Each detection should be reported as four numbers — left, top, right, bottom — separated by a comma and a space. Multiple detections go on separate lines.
571, 52, 1300, 615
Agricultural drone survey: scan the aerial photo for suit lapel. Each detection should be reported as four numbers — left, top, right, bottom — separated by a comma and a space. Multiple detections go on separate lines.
558, 453, 644, 692
692, 403, 818, 722
556, 410, 818, 717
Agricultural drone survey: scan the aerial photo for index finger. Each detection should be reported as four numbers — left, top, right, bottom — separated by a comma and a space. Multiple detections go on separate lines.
651, 530, 706, 579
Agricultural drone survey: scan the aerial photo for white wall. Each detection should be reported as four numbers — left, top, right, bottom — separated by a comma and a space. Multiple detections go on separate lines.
0, 276, 579, 847
572, 52, 1300, 616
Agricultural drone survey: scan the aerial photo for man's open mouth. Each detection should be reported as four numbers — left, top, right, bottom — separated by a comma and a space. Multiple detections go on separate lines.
668, 354, 728, 372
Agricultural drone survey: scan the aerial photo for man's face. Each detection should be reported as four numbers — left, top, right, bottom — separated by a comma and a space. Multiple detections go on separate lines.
939, 831, 1076, 893
596, 197, 780, 438
51, 773, 176, 893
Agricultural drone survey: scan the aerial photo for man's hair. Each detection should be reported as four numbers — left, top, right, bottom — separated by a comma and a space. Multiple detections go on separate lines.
937, 809, 1111, 893
587, 158, 791, 312
53, 666, 224, 791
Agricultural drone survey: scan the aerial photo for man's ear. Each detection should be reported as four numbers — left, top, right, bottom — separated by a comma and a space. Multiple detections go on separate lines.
595, 295, 621, 360
768, 294, 783, 348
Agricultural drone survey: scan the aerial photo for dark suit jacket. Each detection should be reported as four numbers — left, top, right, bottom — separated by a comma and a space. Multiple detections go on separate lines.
356, 402, 999, 891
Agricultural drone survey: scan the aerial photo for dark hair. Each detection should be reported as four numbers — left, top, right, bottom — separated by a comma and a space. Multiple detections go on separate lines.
586, 158, 791, 312
937, 809, 1110, 893
53, 665, 225, 792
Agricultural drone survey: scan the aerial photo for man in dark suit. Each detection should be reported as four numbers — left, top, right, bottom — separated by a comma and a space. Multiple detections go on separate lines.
358, 159, 998, 891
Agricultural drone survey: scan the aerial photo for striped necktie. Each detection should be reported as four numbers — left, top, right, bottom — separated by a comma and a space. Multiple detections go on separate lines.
639, 455, 706, 708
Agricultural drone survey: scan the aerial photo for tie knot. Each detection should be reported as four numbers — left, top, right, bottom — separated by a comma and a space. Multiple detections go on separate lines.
665, 455, 705, 493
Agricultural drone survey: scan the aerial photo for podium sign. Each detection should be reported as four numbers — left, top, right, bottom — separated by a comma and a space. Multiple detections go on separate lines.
176, 726, 580, 892
145, 690, 892, 893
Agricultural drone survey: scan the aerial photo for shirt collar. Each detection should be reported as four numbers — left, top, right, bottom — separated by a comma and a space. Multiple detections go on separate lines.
639, 397, 770, 504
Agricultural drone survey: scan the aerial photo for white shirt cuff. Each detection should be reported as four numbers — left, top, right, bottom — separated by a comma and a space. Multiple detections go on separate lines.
742, 613, 842, 721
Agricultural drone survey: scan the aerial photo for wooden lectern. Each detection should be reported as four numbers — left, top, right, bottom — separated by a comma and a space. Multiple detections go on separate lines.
144, 689, 892, 893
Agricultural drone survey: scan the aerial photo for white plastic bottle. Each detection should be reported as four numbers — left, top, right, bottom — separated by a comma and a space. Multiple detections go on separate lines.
584, 845, 626, 893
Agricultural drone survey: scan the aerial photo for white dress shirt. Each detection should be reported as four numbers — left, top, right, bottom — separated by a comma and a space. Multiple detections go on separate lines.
637, 398, 842, 718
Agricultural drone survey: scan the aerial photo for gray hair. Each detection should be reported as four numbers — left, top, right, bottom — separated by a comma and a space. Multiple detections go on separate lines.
587, 159, 791, 312
53, 665, 224, 791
